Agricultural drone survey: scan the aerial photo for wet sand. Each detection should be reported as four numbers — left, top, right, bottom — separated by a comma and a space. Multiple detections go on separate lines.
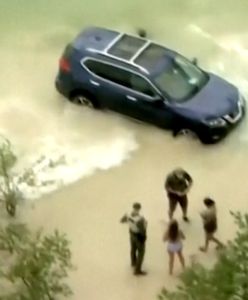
19, 128, 248, 299
1, 0, 248, 299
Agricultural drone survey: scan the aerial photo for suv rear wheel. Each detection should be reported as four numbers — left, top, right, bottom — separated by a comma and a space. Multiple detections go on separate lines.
70, 91, 98, 108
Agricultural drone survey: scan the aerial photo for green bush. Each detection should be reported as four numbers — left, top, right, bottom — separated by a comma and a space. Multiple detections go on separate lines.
0, 137, 18, 217
158, 212, 248, 300
0, 223, 74, 300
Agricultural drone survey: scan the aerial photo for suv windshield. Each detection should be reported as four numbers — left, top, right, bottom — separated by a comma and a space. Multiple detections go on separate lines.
154, 55, 208, 102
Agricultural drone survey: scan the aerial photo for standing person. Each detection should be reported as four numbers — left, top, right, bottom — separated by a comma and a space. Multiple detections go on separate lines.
120, 203, 147, 276
165, 168, 193, 222
199, 198, 224, 252
163, 219, 185, 275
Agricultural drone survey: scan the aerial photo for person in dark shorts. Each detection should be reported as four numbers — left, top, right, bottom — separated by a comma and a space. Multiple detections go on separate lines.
120, 203, 147, 276
165, 168, 193, 222
199, 198, 224, 252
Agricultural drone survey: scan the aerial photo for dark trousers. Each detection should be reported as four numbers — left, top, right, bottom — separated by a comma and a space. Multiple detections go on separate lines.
168, 192, 188, 217
130, 232, 146, 272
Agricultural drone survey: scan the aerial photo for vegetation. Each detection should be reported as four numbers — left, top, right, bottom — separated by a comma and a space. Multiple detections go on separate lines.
0, 136, 74, 299
0, 223, 74, 300
0, 136, 64, 217
0, 137, 18, 216
158, 212, 248, 300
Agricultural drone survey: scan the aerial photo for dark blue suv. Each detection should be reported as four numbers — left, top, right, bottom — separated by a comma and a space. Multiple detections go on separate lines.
55, 26, 246, 144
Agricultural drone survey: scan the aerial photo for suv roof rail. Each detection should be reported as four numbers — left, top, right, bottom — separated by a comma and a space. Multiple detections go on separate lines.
86, 47, 149, 74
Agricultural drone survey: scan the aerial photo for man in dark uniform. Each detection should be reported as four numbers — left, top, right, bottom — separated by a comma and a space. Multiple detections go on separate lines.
165, 168, 193, 222
120, 202, 147, 276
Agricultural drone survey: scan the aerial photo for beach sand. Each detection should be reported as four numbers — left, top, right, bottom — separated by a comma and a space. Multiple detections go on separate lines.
0, 0, 248, 299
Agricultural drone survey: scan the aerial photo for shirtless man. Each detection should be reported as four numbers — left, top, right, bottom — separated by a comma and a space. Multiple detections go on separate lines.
200, 198, 224, 252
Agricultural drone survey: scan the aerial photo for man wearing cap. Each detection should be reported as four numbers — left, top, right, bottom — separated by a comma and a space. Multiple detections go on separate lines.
165, 168, 193, 222
120, 203, 147, 275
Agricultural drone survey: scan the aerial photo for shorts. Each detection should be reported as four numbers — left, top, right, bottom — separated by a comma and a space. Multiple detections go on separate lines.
167, 241, 183, 253
168, 192, 188, 212
204, 221, 217, 235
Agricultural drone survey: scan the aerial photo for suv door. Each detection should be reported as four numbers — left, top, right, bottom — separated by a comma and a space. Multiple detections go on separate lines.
124, 73, 174, 128
83, 59, 173, 128
83, 59, 131, 112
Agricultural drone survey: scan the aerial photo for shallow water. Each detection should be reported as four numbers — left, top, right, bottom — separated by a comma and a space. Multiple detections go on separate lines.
1, 0, 248, 299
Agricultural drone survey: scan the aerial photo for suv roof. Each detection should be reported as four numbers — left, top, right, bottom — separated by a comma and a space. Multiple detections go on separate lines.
73, 26, 175, 75
73, 27, 119, 52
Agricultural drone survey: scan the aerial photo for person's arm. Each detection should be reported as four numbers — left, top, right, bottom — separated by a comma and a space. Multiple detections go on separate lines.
166, 186, 178, 194
163, 230, 168, 242
179, 171, 193, 195
165, 178, 170, 192
183, 171, 193, 187
120, 214, 128, 223
180, 230, 185, 240
200, 210, 208, 221
166, 175, 188, 196
165, 180, 182, 195
174, 190, 187, 196
137, 217, 147, 236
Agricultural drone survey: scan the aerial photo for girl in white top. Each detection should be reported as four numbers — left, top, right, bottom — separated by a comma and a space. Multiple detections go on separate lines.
163, 219, 185, 275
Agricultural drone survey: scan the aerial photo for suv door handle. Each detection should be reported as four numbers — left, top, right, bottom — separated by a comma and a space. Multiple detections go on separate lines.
90, 80, 100, 86
126, 95, 137, 102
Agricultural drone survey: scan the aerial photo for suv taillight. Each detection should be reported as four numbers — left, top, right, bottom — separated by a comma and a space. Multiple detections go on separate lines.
59, 57, 71, 72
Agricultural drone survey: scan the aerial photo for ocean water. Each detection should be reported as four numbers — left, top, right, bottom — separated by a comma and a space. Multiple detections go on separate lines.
0, 0, 248, 198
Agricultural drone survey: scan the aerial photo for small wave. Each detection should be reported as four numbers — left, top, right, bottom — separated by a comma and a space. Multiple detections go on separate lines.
0, 97, 139, 200
11, 126, 138, 200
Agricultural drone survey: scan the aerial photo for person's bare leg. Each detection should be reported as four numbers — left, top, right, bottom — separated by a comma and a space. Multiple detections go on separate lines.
180, 196, 189, 222
182, 206, 189, 222
200, 234, 210, 252
181, 203, 187, 219
168, 252, 175, 275
177, 251, 185, 270
168, 199, 177, 220
211, 236, 224, 249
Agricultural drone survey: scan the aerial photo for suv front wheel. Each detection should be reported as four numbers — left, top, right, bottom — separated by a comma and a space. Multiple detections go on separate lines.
176, 128, 198, 140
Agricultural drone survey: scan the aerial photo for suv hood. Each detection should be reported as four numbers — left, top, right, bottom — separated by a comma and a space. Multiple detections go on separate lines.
171, 74, 239, 120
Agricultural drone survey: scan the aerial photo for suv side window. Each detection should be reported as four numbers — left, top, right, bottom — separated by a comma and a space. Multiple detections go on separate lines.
129, 74, 156, 97
84, 59, 156, 97
84, 59, 131, 88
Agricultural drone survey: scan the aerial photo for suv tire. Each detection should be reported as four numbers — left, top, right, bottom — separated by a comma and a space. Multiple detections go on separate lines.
70, 91, 99, 108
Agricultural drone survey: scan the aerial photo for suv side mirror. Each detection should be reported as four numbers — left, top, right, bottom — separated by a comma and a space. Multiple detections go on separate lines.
152, 95, 164, 106
192, 57, 198, 65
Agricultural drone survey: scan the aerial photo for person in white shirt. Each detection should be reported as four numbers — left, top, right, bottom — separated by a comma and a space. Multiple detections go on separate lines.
120, 203, 147, 275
